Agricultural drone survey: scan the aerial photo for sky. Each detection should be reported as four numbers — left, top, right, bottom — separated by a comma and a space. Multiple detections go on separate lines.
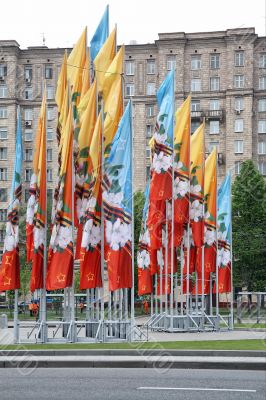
0, 0, 265, 49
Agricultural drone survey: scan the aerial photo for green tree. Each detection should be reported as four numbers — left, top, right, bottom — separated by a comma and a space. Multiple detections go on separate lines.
133, 191, 145, 296
232, 160, 266, 291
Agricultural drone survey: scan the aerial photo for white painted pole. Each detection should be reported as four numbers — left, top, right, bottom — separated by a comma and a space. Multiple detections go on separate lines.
130, 100, 135, 340
229, 174, 233, 329
13, 289, 19, 343
165, 202, 168, 318
180, 241, 184, 315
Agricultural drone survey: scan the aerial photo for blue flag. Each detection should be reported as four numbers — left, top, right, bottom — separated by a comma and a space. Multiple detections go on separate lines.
218, 173, 231, 245
90, 5, 109, 62
107, 101, 132, 215
156, 69, 174, 147
9, 106, 23, 211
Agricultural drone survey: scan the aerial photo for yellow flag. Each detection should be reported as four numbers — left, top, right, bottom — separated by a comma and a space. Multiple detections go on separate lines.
174, 95, 191, 174
78, 80, 97, 162
55, 51, 67, 113
80, 49, 90, 100
190, 122, 205, 195
60, 106, 73, 176
67, 28, 87, 99
33, 91, 46, 174
58, 84, 69, 153
204, 147, 217, 227
94, 28, 116, 93
103, 77, 123, 150
102, 45, 124, 101
89, 113, 102, 176
78, 77, 96, 118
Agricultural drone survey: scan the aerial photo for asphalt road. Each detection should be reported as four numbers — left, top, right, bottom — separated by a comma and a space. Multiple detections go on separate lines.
0, 368, 265, 400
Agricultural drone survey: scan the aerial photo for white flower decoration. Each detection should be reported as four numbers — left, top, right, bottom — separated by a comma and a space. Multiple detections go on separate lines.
174, 177, 189, 199
153, 131, 167, 144
54, 225, 72, 250
174, 160, 183, 170
204, 228, 216, 246
152, 152, 171, 174
190, 184, 201, 195
103, 191, 123, 206
190, 200, 203, 222
3, 222, 17, 252
106, 219, 131, 251
34, 226, 45, 249
218, 248, 231, 267
137, 250, 150, 269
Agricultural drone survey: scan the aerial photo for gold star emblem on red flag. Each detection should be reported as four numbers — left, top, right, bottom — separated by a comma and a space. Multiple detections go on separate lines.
5, 255, 13, 266
87, 272, 94, 281
56, 273, 66, 283
3, 276, 11, 286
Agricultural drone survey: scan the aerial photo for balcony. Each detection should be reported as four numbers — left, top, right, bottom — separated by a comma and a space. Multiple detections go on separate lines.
191, 111, 204, 120
205, 110, 224, 121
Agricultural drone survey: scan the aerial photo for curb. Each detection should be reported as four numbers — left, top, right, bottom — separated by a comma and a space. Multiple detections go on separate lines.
0, 356, 265, 371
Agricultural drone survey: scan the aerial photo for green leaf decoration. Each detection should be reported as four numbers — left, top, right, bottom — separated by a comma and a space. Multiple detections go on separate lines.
15, 172, 21, 183
191, 165, 201, 175
159, 113, 168, 122
79, 147, 89, 159
62, 204, 71, 214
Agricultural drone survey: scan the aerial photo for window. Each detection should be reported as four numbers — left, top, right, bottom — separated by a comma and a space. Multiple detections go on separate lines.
47, 107, 54, 121
235, 161, 241, 175
45, 65, 53, 79
208, 141, 219, 152
191, 78, 201, 92
47, 128, 53, 141
259, 54, 266, 68
259, 76, 266, 89
125, 61, 135, 75
191, 100, 200, 112
147, 60, 155, 75
210, 54, 220, 69
235, 97, 244, 111
146, 166, 150, 181
191, 55, 201, 70
46, 86, 54, 100
24, 148, 33, 162
0, 209, 7, 221
258, 120, 266, 133
147, 82, 155, 95
24, 108, 33, 121
234, 140, 243, 154
234, 75, 244, 88
235, 51, 244, 67
0, 189, 7, 202
125, 84, 134, 97
24, 129, 33, 141
0, 107, 7, 119
146, 144, 151, 159
258, 99, 266, 112
47, 148, 53, 162
0, 64, 7, 77
24, 66, 32, 81
258, 162, 266, 176
146, 125, 153, 138
25, 87, 33, 100
191, 120, 200, 134
0, 127, 7, 139
209, 99, 220, 110
0, 168, 7, 180
0, 85, 7, 98
47, 169, 53, 182
167, 56, 176, 71
0, 147, 7, 160
0, 229, 5, 242
258, 141, 266, 154
25, 189, 30, 203
146, 104, 155, 117
234, 119, 244, 132
25, 168, 32, 182
47, 189, 53, 202
209, 120, 220, 134
210, 77, 220, 91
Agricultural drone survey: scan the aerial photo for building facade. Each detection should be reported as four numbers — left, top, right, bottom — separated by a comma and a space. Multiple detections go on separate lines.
0, 27, 265, 253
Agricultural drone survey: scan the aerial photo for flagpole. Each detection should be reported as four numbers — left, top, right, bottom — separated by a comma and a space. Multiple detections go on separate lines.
130, 100, 135, 340
215, 151, 219, 327
70, 80, 75, 341
201, 121, 206, 328
160, 248, 163, 315
170, 69, 175, 331
165, 201, 168, 319
100, 101, 105, 328
180, 241, 184, 315
229, 173, 233, 330
41, 81, 48, 343
13, 105, 19, 343
186, 224, 190, 315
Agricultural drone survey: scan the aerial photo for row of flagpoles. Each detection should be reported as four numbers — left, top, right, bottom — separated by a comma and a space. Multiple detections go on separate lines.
0, 5, 233, 337
137, 70, 233, 327
0, 7, 137, 341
